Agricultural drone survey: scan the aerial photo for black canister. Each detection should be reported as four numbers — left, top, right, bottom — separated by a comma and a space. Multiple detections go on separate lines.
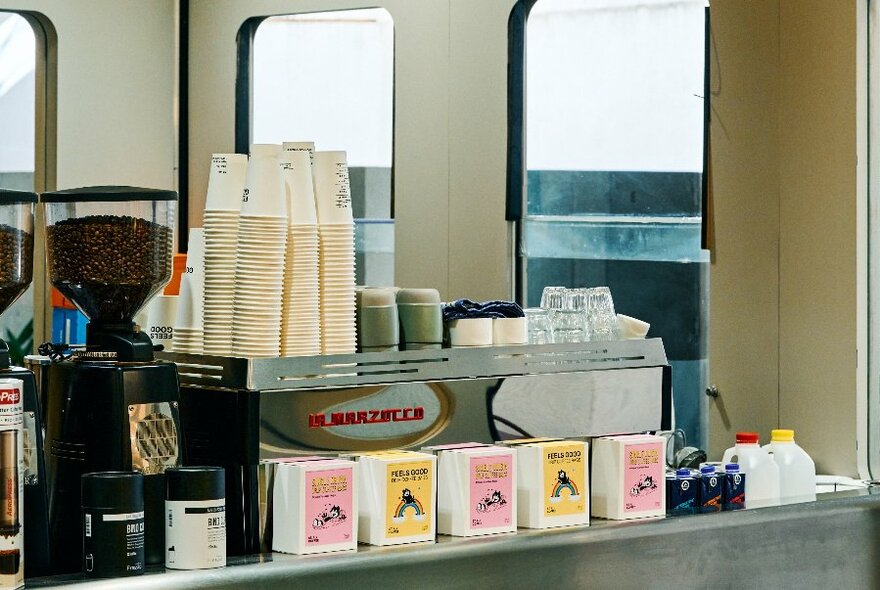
165, 467, 226, 570
81, 471, 144, 577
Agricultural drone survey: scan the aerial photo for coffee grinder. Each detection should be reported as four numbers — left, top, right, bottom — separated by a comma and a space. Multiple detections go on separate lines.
0, 190, 50, 577
40, 187, 181, 573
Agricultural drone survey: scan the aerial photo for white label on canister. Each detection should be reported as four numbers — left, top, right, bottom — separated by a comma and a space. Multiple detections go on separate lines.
165, 499, 226, 570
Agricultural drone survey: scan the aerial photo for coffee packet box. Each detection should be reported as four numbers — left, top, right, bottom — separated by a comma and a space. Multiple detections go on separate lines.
0, 380, 23, 589
515, 440, 589, 529
259, 456, 336, 552
353, 451, 436, 546
272, 458, 357, 555
591, 434, 666, 520
434, 445, 516, 537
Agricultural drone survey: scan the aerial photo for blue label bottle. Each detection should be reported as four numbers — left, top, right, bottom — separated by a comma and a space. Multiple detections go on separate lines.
723, 463, 746, 510
666, 468, 697, 516
698, 464, 723, 513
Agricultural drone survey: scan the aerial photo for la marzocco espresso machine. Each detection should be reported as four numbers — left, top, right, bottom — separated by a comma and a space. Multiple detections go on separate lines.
0, 190, 50, 577
40, 187, 182, 573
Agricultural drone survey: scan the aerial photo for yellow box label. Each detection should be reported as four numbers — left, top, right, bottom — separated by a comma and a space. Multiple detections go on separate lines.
542, 443, 586, 517
385, 460, 433, 538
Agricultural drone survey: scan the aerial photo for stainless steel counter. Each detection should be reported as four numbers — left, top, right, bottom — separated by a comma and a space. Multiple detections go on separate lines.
29, 489, 880, 589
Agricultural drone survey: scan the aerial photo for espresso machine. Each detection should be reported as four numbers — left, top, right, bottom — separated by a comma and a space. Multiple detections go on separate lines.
0, 190, 50, 577
40, 187, 182, 573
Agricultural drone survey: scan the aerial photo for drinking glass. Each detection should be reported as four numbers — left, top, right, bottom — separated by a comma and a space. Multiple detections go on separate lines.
584, 286, 619, 341
550, 309, 585, 343
540, 286, 566, 310
524, 308, 553, 345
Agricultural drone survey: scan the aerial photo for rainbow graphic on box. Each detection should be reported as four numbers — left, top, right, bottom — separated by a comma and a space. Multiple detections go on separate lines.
550, 476, 580, 504
393, 493, 426, 522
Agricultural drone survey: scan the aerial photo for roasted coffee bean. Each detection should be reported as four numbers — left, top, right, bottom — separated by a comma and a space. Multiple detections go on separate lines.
47, 215, 171, 322
0, 224, 33, 313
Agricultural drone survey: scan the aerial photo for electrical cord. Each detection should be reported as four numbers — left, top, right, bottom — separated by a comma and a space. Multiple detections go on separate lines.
492, 414, 533, 438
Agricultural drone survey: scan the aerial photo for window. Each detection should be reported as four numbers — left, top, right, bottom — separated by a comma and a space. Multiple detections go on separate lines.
250, 8, 394, 287
0, 12, 37, 360
512, 0, 709, 446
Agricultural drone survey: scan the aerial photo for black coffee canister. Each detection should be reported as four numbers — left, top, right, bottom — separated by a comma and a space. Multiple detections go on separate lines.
82, 471, 145, 578
165, 467, 226, 570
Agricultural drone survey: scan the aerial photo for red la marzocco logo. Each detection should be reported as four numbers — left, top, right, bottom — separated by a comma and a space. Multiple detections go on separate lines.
0, 389, 21, 404
308, 406, 425, 429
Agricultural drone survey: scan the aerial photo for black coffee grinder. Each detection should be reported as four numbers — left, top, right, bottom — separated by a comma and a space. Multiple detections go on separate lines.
41, 187, 182, 573
0, 190, 50, 577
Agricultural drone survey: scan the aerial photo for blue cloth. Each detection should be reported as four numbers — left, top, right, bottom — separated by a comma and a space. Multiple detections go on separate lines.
442, 299, 524, 321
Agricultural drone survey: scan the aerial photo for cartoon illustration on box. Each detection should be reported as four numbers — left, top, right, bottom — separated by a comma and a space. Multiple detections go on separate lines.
392, 488, 426, 523
630, 474, 658, 497
549, 470, 581, 504
476, 489, 507, 513
312, 504, 347, 530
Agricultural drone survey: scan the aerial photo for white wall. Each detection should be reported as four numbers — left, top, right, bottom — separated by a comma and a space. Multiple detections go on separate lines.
0, 0, 176, 190
188, 0, 514, 302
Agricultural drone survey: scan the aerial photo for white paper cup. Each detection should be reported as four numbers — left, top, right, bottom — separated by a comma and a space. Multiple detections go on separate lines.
206, 153, 248, 211
313, 151, 353, 225
242, 144, 287, 218
280, 150, 318, 225
142, 294, 178, 348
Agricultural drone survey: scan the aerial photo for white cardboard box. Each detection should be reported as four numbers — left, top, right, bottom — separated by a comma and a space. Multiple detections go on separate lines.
354, 451, 437, 546
272, 458, 358, 555
435, 445, 516, 536
515, 440, 589, 529
590, 434, 666, 520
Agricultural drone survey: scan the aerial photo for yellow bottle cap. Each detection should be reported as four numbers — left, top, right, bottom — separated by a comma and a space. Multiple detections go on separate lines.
771, 429, 795, 442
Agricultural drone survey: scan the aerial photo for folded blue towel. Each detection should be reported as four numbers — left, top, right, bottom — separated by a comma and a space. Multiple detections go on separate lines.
442, 299, 525, 321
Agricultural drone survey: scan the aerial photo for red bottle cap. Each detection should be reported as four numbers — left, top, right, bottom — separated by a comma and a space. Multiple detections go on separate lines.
735, 432, 760, 444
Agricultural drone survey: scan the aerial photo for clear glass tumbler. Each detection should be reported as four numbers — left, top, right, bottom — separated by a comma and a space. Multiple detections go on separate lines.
524, 308, 553, 345
550, 309, 586, 343
540, 286, 567, 310
584, 286, 620, 341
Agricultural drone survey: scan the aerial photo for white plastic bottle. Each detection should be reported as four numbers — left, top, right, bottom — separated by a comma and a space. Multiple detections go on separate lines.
763, 429, 816, 504
721, 432, 780, 508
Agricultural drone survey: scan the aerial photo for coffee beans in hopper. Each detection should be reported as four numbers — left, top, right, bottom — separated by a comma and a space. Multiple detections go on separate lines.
47, 215, 171, 323
0, 224, 33, 314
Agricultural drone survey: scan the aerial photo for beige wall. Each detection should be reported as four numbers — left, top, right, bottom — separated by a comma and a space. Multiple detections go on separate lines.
778, 0, 859, 476
1, 0, 177, 345
710, 0, 861, 475
187, 0, 515, 302
708, 0, 781, 462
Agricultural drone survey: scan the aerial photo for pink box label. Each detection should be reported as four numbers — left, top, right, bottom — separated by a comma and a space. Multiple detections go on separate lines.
623, 442, 663, 512
305, 467, 354, 546
469, 454, 513, 529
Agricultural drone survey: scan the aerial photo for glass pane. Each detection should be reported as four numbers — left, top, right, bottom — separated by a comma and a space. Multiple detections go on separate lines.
0, 12, 35, 361
253, 9, 394, 287
523, 0, 708, 447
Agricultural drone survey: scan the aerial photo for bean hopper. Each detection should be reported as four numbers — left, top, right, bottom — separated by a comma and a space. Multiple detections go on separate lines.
40, 187, 181, 573
0, 190, 50, 578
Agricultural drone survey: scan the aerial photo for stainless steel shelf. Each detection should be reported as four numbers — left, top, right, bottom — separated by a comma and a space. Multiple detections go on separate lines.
26, 490, 880, 589
158, 338, 668, 391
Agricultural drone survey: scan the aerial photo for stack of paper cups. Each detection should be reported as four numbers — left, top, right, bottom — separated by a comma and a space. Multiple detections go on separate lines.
280, 149, 320, 356
173, 228, 205, 353
232, 144, 288, 357
282, 141, 315, 167
203, 153, 247, 355
314, 151, 356, 355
